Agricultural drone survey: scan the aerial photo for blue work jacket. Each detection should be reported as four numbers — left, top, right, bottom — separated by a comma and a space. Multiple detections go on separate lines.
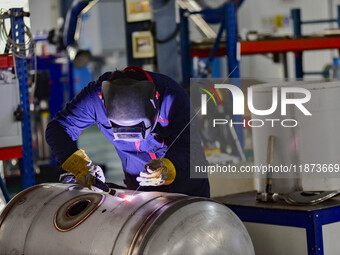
45, 71, 210, 197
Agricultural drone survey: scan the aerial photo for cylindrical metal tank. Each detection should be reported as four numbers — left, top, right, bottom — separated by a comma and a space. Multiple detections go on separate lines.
251, 80, 340, 193
0, 183, 254, 255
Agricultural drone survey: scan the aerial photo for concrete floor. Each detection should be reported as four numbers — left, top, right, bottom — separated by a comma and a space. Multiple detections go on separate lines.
78, 124, 125, 186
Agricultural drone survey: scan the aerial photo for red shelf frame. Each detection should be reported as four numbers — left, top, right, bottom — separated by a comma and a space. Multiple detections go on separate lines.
191, 36, 340, 58
0, 54, 21, 162
0, 55, 14, 69
0, 146, 23, 161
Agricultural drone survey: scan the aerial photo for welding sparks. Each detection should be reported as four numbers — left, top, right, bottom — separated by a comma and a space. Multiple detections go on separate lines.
116, 193, 134, 201
123, 195, 134, 202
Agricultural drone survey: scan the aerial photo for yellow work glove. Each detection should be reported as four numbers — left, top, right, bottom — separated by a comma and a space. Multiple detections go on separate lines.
62, 149, 106, 190
136, 158, 176, 186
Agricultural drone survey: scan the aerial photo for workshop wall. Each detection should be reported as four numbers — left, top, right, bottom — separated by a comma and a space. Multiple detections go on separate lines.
28, 0, 59, 35
239, 0, 337, 79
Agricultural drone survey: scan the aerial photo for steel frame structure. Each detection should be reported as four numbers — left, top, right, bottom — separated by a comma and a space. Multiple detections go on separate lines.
180, 2, 244, 149
0, 8, 35, 199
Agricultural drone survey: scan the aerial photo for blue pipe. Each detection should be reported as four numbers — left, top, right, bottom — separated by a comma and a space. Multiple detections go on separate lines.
0, 176, 10, 202
68, 60, 75, 100
338, 5, 340, 28
291, 9, 303, 79
225, 3, 243, 150
180, 9, 191, 86
302, 19, 337, 24
238, 0, 245, 8
291, 9, 302, 37
63, 0, 91, 46
225, 3, 240, 78
207, 22, 225, 67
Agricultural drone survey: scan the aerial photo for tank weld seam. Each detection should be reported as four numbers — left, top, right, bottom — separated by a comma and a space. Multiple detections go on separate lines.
128, 196, 192, 255
0, 184, 41, 228
111, 194, 164, 253
22, 185, 81, 250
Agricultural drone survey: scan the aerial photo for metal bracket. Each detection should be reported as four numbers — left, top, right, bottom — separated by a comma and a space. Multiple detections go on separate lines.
7, 9, 30, 18
13, 105, 24, 121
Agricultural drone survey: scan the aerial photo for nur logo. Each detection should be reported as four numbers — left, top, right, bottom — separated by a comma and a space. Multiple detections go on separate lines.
199, 83, 312, 116
198, 83, 223, 114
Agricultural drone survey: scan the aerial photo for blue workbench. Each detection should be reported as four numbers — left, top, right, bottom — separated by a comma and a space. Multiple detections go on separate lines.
216, 191, 340, 255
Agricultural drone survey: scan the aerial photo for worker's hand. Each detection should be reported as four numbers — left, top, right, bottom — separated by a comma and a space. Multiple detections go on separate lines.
62, 149, 106, 191
136, 158, 176, 186
77, 163, 106, 191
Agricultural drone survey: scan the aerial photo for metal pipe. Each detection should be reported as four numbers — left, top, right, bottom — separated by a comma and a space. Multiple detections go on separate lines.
207, 22, 225, 67
0, 176, 10, 203
291, 9, 303, 79
266, 136, 275, 193
338, 5, 340, 27
74, 0, 99, 42
180, 8, 191, 86
302, 19, 337, 24
177, 0, 216, 39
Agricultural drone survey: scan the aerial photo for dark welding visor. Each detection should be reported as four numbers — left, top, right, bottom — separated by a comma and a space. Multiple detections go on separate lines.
102, 78, 159, 141
111, 121, 150, 141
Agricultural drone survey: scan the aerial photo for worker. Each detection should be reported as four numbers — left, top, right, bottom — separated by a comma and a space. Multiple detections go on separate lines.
45, 66, 210, 197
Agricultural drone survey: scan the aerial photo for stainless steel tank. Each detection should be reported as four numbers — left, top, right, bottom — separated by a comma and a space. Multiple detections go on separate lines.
251, 80, 340, 193
0, 183, 254, 255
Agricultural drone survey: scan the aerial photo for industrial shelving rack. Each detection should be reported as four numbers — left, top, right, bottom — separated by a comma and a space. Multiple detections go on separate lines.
0, 8, 35, 201
181, 4, 340, 254
180, 2, 243, 148
184, 4, 340, 79
180, 3, 340, 149
291, 7, 340, 78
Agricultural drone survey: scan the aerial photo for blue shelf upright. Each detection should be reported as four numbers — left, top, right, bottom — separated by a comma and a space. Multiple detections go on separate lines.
291, 6, 340, 79
10, 8, 35, 189
291, 9, 304, 79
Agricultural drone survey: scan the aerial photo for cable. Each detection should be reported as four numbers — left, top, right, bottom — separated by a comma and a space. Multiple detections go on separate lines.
0, 9, 36, 57
148, 0, 180, 44
154, 23, 180, 44
0, 8, 37, 99
150, 0, 174, 13
11, 54, 21, 106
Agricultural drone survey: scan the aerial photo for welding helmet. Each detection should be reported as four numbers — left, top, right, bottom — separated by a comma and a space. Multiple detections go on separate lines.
101, 67, 160, 141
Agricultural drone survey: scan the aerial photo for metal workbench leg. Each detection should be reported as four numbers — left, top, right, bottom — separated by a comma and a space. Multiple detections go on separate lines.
305, 211, 324, 255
